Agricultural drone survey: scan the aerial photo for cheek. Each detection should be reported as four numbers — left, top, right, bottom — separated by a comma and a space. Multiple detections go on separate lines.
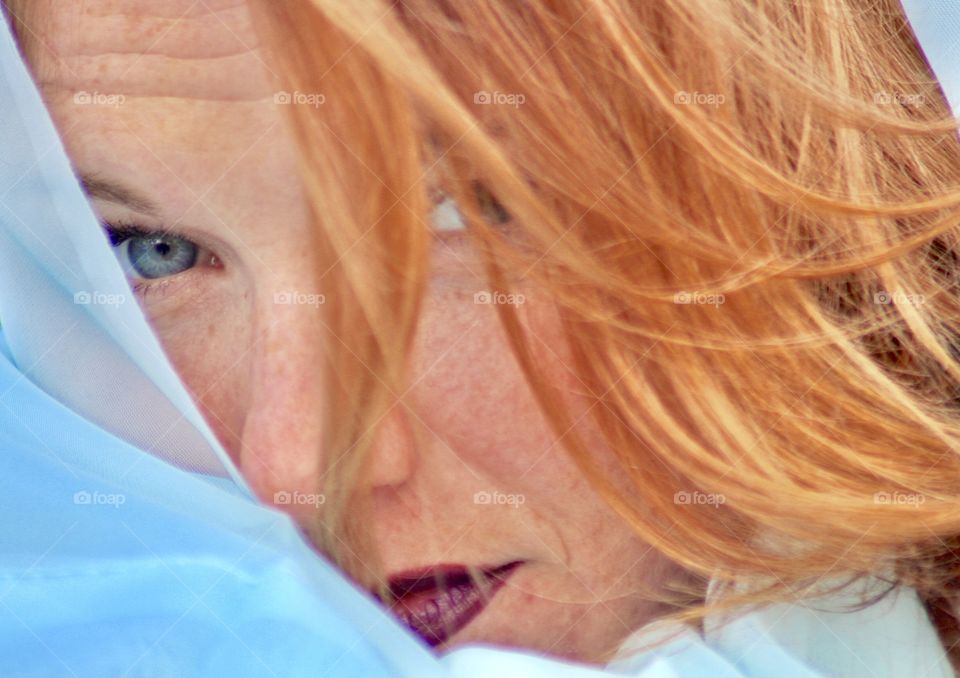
151, 303, 254, 458
408, 290, 600, 507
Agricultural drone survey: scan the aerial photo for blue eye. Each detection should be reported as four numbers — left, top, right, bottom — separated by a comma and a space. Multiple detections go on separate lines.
106, 227, 199, 280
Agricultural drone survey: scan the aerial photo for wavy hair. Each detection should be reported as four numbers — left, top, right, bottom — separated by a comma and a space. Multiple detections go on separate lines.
244, 0, 960, 665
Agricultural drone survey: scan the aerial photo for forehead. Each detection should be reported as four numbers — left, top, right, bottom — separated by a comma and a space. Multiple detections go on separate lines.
14, 0, 305, 233
19, 0, 268, 100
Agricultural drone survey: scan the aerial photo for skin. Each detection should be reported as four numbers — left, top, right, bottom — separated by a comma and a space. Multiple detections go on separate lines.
18, 0, 686, 663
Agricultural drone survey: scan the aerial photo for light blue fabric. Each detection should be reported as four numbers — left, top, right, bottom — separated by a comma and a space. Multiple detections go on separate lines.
901, 0, 960, 116
0, 331, 443, 678
0, 4, 952, 676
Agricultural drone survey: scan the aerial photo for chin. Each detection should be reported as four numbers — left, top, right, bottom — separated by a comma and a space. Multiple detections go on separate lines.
433, 584, 619, 665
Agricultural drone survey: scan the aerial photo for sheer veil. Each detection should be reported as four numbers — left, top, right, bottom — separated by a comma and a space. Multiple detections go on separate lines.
0, 9, 246, 484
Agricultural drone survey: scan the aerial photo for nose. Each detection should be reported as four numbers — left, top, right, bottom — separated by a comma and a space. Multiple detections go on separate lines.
357, 404, 419, 492
238, 291, 326, 519
238, 283, 418, 523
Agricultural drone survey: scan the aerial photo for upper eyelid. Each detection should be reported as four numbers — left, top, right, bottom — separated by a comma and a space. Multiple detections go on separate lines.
100, 219, 225, 258
102, 222, 164, 245
102, 220, 181, 239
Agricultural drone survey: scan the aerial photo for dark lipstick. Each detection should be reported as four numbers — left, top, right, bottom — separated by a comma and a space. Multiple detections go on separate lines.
385, 561, 522, 646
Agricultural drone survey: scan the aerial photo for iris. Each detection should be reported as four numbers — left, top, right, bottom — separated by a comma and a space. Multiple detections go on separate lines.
108, 227, 199, 280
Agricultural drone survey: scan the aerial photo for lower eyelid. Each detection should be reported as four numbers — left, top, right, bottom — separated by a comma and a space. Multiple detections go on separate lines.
130, 277, 174, 298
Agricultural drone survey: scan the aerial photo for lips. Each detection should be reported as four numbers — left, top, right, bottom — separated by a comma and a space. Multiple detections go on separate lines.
385, 561, 522, 646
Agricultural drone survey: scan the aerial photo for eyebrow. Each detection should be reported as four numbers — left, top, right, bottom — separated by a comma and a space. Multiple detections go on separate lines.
79, 174, 159, 216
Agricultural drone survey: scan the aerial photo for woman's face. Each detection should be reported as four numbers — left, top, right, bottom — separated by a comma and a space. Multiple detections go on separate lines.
27, 0, 680, 661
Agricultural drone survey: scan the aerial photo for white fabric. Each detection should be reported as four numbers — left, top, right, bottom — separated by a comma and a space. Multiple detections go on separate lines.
608, 574, 953, 677
702, 576, 952, 677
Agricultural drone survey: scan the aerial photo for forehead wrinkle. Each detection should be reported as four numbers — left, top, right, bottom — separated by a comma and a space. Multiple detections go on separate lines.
39, 53, 276, 101
9, 0, 254, 56
83, 0, 248, 20
25, 0, 274, 101
72, 2, 258, 59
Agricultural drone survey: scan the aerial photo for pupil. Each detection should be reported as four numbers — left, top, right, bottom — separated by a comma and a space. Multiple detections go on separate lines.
155, 242, 171, 258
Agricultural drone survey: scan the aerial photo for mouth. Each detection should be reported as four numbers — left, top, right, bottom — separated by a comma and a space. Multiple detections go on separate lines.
383, 561, 523, 647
